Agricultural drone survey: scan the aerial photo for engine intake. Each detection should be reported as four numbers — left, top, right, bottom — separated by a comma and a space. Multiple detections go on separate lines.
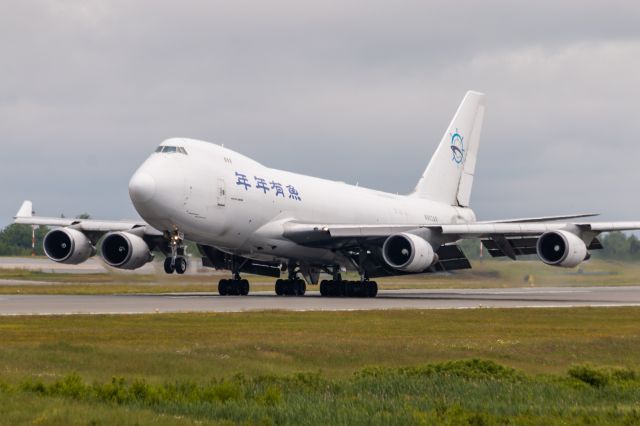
536, 230, 588, 268
382, 233, 436, 272
43, 228, 95, 264
100, 232, 152, 270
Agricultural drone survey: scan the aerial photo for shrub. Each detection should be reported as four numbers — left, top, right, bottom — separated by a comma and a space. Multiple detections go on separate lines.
201, 380, 242, 403
258, 385, 282, 406
568, 365, 609, 387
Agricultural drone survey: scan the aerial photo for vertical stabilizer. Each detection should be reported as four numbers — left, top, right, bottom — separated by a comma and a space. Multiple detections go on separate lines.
412, 91, 485, 207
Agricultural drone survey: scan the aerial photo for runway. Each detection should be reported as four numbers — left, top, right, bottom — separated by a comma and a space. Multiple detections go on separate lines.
1, 286, 640, 315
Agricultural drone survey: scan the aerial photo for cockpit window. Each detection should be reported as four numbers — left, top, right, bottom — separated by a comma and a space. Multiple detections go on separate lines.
155, 145, 188, 155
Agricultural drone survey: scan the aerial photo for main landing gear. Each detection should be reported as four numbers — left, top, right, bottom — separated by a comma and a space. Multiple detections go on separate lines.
275, 263, 306, 296
218, 276, 250, 296
163, 230, 188, 275
218, 256, 251, 296
275, 279, 306, 296
319, 280, 378, 298
319, 265, 378, 298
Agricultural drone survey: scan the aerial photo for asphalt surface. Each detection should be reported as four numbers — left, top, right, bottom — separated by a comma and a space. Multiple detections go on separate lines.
1, 286, 640, 315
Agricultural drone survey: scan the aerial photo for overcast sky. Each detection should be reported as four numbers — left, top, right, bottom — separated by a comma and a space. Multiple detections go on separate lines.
1, 1, 639, 227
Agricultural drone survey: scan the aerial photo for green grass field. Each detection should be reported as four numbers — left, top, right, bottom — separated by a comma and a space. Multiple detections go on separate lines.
1, 258, 639, 295
2, 258, 640, 424
2, 308, 640, 424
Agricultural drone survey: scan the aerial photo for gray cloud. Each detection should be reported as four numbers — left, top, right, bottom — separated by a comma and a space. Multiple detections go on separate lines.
1, 0, 639, 226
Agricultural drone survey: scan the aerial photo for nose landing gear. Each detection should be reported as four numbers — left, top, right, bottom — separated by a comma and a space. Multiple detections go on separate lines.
163, 230, 188, 275
164, 256, 188, 274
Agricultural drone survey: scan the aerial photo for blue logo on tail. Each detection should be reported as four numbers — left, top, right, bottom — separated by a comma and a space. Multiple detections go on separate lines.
450, 129, 465, 165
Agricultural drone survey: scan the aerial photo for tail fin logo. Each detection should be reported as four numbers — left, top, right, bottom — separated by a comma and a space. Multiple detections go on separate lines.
450, 129, 465, 165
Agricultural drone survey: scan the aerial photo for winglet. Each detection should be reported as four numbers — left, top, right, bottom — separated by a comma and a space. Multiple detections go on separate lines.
15, 200, 33, 218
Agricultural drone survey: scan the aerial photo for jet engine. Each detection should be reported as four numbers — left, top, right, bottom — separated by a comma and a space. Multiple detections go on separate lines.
382, 233, 437, 272
536, 230, 588, 268
100, 232, 153, 270
43, 228, 95, 264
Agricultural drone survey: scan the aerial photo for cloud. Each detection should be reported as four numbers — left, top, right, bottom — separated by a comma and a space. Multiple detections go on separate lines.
1, 1, 639, 226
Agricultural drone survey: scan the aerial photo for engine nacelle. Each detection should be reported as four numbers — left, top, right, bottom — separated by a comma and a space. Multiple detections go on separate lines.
43, 228, 95, 264
382, 233, 436, 272
536, 230, 588, 268
100, 232, 153, 270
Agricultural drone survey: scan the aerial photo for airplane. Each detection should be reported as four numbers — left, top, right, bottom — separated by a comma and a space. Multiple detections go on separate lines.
13, 91, 640, 297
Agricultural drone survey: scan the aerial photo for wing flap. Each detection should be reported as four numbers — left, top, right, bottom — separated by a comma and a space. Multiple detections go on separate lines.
435, 244, 472, 271
480, 213, 599, 224
482, 236, 604, 259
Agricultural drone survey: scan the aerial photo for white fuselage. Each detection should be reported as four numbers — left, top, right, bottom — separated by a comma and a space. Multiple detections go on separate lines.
128, 138, 476, 266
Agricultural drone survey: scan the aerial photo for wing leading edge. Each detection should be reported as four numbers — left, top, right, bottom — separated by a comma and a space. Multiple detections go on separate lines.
284, 221, 640, 241
13, 200, 162, 236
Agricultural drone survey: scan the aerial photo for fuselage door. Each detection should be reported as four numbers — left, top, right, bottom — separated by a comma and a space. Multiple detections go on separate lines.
217, 178, 226, 207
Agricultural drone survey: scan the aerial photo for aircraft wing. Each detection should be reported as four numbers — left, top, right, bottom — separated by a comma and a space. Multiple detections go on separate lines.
13, 200, 162, 238
282, 219, 640, 274
284, 220, 640, 242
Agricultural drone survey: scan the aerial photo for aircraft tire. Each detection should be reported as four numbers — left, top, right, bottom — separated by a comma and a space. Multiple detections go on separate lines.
367, 281, 378, 298
320, 280, 329, 296
175, 257, 187, 275
240, 279, 250, 296
339, 280, 348, 297
229, 281, 241, 296
345, 282, 355, 297
163, 258, 175, 274
296, 279, 306, 296
286, 280, 296, 296
218, 279, 228, 296
275, 279, 284, 296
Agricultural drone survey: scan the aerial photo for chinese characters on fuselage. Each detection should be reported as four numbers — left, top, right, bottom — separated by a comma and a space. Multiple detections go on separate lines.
235, 172, 302, 201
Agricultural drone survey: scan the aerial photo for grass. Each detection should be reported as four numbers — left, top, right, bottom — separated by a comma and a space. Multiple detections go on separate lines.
2, 257, 640, 423
1, 309, 640, 382
1, 258, 639, 295
3, 360, 640, 425
2, 308, 640, 424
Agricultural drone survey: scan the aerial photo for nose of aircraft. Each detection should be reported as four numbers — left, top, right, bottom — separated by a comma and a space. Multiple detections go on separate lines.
128, 172, 156, 204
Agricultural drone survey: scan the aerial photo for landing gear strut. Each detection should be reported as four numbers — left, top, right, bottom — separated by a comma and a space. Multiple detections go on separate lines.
274, 263, 306, 296
218, 256, 250, 296
164, 230, 188, 275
